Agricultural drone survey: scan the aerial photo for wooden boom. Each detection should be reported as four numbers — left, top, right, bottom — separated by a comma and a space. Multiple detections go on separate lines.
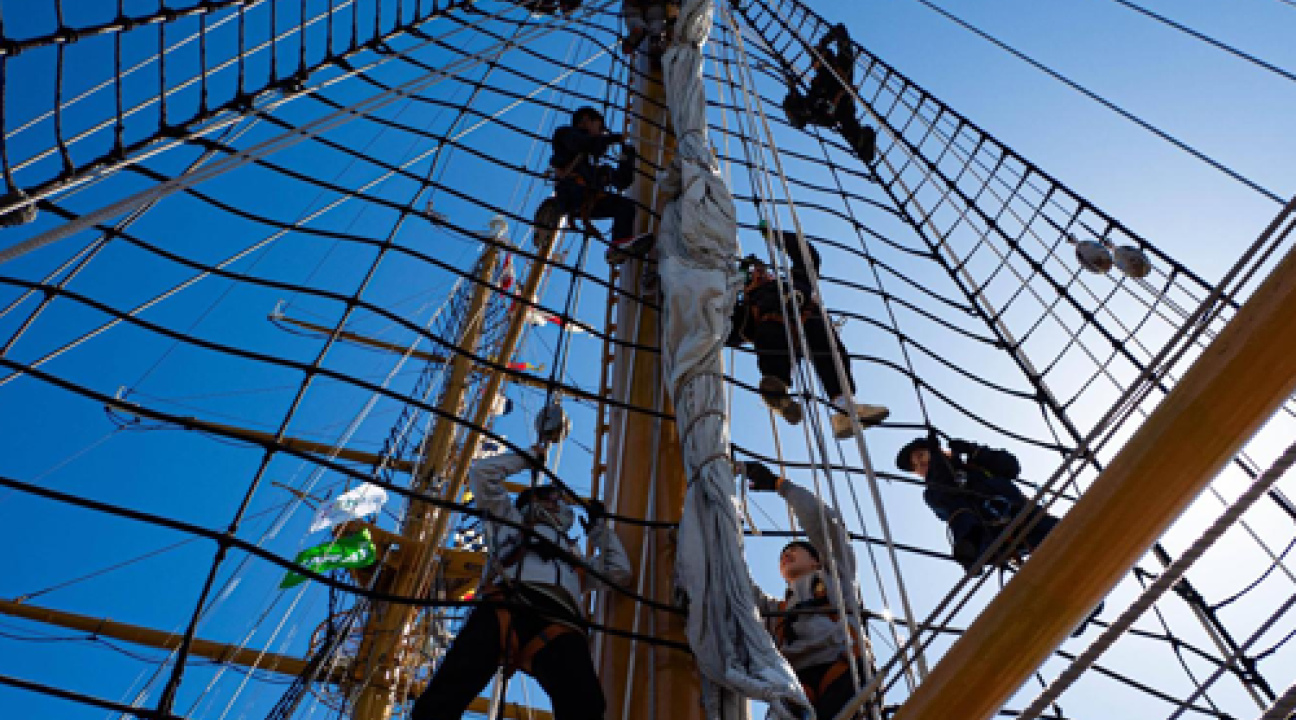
892, 199, 1296, 720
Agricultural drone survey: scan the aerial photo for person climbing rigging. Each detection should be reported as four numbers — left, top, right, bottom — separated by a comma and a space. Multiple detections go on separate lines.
620, 0, 671, 56
782, 22, 877, 163
726, 221, 889, 438
410, 405, 631, 720
896, 435, 1060, 576
521, 0, 582, 16
742, 460, 880, 720
548, 106, 654, 266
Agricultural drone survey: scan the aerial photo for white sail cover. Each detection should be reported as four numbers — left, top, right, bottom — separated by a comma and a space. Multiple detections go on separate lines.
658, 2, 811, 717
308, 483, 388, 533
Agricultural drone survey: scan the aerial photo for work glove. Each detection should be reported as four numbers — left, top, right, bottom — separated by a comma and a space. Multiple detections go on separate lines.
742, 461, 780, 492
534, 403, 571, 444
947, 438, 977, 458
579, 498, 607, 531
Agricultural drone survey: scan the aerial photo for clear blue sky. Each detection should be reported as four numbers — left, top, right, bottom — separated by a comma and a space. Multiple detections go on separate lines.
1, 0, 1294, 718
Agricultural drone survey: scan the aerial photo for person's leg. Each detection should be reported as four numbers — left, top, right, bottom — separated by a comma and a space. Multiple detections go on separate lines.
814, 668, 859, 720
528, 632, 606, 720
594, 195, 655, 264
622, 2, 645, 31
803, 315, 851, 400
1023, 509, 1060, 553
752, 320, 803, 425
409, 606, 504, 720
834, 95, 876, 163
813, 660, 879, 720
753, 320, 795, 390
584, 194, 638, 243
804, 316, 888, 437
947, 508, 987, 573
783, 89, 809, 130
554, 183, 586, 221
621, 3, 647, 53
645, 2, 666, 34
608, 194, 637, 242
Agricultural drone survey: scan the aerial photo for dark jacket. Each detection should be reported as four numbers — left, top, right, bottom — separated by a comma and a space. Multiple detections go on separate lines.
727, 231, 823, 346
549, 125, 634, 192
922, 444, 1026, 523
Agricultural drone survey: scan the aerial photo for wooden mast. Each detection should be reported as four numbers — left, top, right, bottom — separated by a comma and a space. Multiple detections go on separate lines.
595, 53, 704, 720
350, 207, 564, 719
891, 201, 1296, 720
349, 239, 502, 720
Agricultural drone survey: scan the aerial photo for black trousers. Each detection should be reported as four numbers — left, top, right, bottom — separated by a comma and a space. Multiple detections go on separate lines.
948, 504, 1060, 571
410, 600, 606, 720
783, 90, 871, 159
555, 183, 636, 242
752, 316, 855, 400
796, 659, 874, 720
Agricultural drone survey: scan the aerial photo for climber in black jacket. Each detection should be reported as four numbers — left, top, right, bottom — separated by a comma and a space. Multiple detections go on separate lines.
896, 435, 1059, 575
782, 23, 876, 163
727, 222, 889, 439
549, 106, 653, 265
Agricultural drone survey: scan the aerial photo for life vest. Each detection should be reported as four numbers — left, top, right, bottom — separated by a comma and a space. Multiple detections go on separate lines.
743, 273, 817, 327
774, 575, 868, 707
481, 582, 584, 678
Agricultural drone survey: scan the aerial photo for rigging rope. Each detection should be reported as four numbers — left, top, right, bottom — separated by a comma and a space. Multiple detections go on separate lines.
1018, 439, 1296, 719
904, 0, 1285, 204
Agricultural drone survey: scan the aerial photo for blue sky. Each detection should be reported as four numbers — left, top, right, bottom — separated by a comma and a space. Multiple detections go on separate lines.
1, 0, 1295, 718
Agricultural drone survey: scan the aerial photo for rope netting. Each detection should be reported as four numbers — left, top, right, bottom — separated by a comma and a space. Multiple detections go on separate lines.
0, 1, 1293, 719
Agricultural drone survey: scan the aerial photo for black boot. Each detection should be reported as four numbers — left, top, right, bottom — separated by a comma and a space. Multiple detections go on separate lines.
850, 126, 877, 164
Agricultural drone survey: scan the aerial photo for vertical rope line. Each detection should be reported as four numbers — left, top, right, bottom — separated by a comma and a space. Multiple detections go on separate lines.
53, 1, 73, 173
721, 8, 884, 695
723, 0, 930, 682
298, 0, 309, 74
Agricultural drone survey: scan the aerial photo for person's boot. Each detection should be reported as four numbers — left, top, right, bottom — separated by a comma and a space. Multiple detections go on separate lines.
850, 125, 878, 164
829, 397, 889, 438
952, 538, 985, 577
606, 232, 655, 265
759, 376, 803, 425
784, 96, 809, 130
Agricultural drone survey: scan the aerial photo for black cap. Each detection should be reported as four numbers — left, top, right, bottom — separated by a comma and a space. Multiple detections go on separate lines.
896, 436, 940, 473
781, 539, 821, 563
515, 485, 561, 511
571, 105, 603, 126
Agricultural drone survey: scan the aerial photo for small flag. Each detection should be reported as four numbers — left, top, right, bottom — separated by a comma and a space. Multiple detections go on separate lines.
507, 361, 545, 373
523, 307, 590, 334
280, 530, 378, 589
499, 255, 516, 293
309, 483, 388, 533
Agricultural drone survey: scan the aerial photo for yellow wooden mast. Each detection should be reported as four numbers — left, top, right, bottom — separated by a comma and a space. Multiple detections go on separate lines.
349, 208, 564, 720
594, 53, 704, 720
891, 200, 1296, 720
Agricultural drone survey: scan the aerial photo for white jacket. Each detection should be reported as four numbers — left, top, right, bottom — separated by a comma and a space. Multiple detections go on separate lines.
469, 449, 632, 613
756, 480, 870, 671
